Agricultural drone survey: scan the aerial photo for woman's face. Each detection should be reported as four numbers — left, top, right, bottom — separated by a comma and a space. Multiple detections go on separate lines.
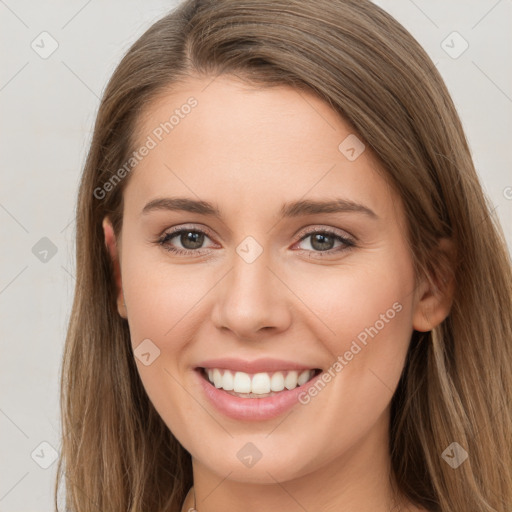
104, 75, 438, 484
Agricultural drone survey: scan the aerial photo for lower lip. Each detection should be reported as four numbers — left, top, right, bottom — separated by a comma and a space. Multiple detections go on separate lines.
195, 368, 323, 421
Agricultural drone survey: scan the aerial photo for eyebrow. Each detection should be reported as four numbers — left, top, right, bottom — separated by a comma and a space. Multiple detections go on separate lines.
141, 197, 378, 219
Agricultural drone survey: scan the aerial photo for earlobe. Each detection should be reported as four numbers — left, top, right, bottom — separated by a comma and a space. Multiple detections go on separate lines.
102, 216, 127, 319
412, 238, 456, 332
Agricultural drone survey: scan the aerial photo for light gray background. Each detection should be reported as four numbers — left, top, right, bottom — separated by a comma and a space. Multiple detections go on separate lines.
0, 1, 511, 510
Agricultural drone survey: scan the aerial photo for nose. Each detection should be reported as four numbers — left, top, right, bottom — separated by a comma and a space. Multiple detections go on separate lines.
211, 250, 293, 341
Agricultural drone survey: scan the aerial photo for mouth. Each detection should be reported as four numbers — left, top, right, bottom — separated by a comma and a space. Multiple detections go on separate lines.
195, 367, 323, 399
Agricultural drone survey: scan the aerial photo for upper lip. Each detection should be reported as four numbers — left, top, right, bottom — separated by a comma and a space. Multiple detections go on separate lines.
196, 357, 321, 374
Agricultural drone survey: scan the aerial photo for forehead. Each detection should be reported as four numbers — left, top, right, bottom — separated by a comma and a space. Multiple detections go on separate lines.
136, 74, 362, 162
125, 75, 398, 223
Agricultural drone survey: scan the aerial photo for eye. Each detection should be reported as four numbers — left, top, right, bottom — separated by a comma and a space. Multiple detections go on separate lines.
157, 227, 215, 255
155, 225, 355, 257
295, 228, 355, 256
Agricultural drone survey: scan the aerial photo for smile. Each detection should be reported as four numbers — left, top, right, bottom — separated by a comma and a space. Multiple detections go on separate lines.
194, 365, 325, 420
201, 367, 322, 398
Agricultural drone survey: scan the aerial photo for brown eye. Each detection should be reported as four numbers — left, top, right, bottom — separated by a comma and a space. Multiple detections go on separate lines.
175, 231, 205, 250
309, 232, 336, 251
158, 228, 213, 255
296, 229, 355, 255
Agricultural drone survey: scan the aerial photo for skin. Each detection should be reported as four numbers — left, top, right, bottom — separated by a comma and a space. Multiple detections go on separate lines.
103, 75, 453, 512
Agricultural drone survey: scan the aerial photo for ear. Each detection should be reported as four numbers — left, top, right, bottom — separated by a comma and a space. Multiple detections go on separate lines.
412, 238, 456, 332
102, 216, 127, 319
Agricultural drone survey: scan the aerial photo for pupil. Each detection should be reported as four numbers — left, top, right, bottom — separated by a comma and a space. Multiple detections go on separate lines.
311, 233, 333, 251
181, 231, 204, 249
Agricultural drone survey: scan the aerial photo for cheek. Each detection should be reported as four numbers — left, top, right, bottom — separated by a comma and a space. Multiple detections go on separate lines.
291, 250, 413, 336
288, 253, 415, 398
120, 242, 211, 346
119, 250, 211, 428
273, 259, 415, 463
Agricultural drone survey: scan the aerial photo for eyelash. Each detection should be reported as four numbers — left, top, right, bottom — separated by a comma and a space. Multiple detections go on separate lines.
156, 226, 356, 257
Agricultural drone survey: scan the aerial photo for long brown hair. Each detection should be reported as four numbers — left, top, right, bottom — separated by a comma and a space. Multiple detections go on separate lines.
56, 1, 512, 510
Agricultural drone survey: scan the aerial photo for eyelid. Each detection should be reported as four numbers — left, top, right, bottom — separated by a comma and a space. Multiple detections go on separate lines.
158, 224, 218, 249
161, 223, 216, 239
294, 225, 356, 242
159, 224, 354, 243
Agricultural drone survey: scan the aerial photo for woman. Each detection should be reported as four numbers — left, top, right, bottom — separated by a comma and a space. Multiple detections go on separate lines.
56, 1, 512, 511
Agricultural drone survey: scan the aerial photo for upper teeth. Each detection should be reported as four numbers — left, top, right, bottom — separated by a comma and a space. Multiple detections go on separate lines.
205, 368, 316, 394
